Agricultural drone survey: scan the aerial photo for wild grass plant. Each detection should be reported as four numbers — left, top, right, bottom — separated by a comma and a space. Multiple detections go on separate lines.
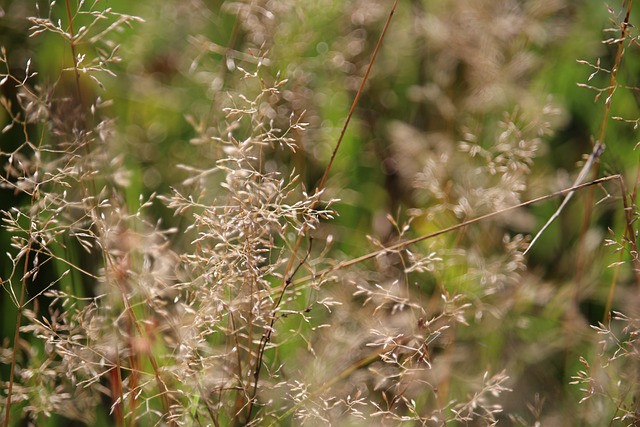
1, 0, 640, 426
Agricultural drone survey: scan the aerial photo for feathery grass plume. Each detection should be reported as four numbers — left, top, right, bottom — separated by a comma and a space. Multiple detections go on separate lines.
161, 61, 336, 425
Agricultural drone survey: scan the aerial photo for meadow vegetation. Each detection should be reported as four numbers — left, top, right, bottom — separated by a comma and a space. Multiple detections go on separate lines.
1, 0, 640, 425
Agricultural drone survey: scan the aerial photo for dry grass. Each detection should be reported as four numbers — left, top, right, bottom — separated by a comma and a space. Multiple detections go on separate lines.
1, 0, 640, 426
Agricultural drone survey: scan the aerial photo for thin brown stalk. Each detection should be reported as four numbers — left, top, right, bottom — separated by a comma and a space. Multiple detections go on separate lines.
64, 0, 83, 104
123, 296, 173, 424
107, 253, 175, 425
576, 0, 635, 292
67, 7, 166, 420
597, 1, 633, 147
316, 0, 399, 194
287, 175, 623, 291
600, 159, 640, 320
576, 3, 635, 314
245, 0, 400, 423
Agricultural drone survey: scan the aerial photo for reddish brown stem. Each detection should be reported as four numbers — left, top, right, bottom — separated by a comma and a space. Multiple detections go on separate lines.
576, 0, 636, 302
244, 0, 400, 423
64, 0, 83, 104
